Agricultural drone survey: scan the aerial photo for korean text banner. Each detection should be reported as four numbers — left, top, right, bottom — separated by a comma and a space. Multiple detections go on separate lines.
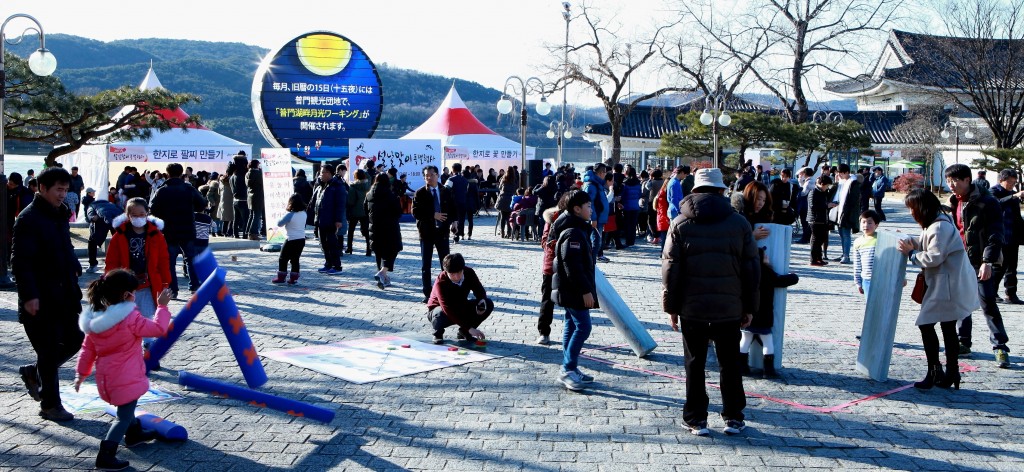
107, 146, 236, 162
349, 139, 441, 191
252, 31, 384, 164
261, 148, 297, 245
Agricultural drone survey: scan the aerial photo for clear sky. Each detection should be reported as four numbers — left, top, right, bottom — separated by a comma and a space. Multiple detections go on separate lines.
1, 0, 908, 106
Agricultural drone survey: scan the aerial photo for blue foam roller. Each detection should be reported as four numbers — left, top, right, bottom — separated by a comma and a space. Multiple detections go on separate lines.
104, 407, 188, 441
178, 371, 335, 423
857, 230, 909, 381
594, 267, 657, 357
145, 269, 222, 370
192, 250, 268, 389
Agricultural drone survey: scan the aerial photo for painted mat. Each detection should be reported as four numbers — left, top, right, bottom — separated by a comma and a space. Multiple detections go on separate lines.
60, 385, 182, 414
263, 335, 501, 384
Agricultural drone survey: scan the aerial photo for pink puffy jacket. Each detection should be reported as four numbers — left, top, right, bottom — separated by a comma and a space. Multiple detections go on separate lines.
76, 301, 170, 406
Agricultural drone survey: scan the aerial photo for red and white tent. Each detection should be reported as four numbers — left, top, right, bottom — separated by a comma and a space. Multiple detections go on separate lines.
59, 66, 251, 209
401, 85, 533, 171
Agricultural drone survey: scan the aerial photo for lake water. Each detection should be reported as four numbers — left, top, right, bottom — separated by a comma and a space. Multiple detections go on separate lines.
2, 154, 46, 179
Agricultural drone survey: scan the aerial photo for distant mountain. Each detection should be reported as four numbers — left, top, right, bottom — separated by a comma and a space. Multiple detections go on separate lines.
6, 34, 601, 154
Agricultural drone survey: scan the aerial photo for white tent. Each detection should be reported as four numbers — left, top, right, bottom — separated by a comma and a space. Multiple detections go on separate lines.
401, 85, 533, 173
59, 66, 251, 213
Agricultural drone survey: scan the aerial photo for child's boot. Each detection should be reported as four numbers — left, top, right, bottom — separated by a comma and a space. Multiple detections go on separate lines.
763, 354, 779, 379
271, 271, 286, 284
124, 418, 158, 447
287, 272, 300, 285
738, 352, 752, 376
96, 440, 129, 471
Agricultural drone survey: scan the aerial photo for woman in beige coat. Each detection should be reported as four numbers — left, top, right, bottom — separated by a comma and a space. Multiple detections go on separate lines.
898, 189, 979, 390
217, 174, 234, 237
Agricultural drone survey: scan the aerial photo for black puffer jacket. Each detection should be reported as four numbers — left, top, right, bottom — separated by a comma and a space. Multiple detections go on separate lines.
365, 182, 403, 257
662, 192, 760, 322
551, 212, 598, 310
950, 184, 1004, 268
12, 194, 83, 322
151, 178, 208, 244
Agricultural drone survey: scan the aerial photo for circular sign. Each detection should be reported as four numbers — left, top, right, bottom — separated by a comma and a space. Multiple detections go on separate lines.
251, 31, 383, 163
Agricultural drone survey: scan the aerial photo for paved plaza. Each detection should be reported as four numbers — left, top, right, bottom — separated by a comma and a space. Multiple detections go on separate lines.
1, 201, 1023, 471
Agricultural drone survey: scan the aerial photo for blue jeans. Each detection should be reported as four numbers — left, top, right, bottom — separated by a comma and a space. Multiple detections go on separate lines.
862, 279, 871, 299
838, 227, 852, 260
167, 239, 199, 292
420, 235, 451, 298
562, 307, 592, 372
591, 225, 603, 260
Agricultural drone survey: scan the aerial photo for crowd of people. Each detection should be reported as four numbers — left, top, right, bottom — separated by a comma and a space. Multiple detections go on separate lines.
7, 152, 1023, 467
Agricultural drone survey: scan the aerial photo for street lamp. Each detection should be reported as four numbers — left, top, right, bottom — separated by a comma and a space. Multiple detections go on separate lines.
496, 76, 550, 187
0, 14, 57, 288
699, 93, 731, 168
941, 120, 974, 165
547, 120, 572, 144
558, 1, 571, 167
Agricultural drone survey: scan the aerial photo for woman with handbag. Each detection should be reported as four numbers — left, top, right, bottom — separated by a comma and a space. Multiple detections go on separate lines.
897, 189, 980, 390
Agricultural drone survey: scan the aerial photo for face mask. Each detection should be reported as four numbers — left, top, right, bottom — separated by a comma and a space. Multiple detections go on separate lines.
131, 217, 148, 228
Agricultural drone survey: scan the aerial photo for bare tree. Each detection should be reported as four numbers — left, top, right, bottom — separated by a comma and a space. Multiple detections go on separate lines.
547, 2, 690, 164
914, 0, 1024, 149
892, 106, 947, 190
675, 0, 906, 123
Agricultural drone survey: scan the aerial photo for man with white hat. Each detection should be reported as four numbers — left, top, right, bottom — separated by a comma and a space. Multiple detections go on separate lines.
662, 167, 760, 437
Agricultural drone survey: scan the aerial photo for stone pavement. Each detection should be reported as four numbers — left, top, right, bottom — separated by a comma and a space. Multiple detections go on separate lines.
0, 200, 1022, 471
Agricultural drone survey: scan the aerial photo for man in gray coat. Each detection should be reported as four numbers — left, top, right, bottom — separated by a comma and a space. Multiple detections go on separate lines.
662, 168, 760, 437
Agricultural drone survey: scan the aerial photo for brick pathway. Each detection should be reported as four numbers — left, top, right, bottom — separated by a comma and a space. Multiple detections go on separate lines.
0, 200, 1022, 471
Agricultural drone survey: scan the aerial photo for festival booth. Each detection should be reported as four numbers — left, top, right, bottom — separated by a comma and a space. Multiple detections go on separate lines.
401, 85, 534, 175
59, 67, 250, 210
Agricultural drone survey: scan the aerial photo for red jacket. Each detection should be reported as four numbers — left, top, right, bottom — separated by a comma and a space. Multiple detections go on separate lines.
105, 215, 170, 304
77, 302, 170, 406
655, 183, 670, 232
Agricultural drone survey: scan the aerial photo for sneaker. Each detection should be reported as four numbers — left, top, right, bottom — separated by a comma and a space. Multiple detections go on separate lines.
831, 256, 843, 262
995, 348, 1010, 368
317, 266, 331, 273
85, 264, 98, 274
39, 406, 74, 422
19, 365, 40, 402
536, 335, 550, 345
597, 256, 611, 263
559, 370, 586, 391
839, 258, 852, 265
325, 267, 342, 275
432, 335, 444, 345
959, 344, 972, 356
456, 330, 477, 343
810, 261, 828, 267
574, 368, 594, 383
723, 420, 746, 435
687, 421, 710, 436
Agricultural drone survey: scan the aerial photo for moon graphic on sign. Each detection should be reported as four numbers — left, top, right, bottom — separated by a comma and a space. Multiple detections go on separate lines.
296, 34, 351, 76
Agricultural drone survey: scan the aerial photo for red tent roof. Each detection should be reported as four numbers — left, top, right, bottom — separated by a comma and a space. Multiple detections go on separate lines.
405, 85, 499, 138
129, 66, 207, 130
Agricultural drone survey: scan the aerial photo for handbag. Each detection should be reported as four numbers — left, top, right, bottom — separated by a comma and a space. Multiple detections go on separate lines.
911, 272, 928, 304
828, 206, 840, 225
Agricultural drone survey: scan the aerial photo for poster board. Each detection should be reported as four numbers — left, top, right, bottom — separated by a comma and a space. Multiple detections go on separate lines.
348, 139, 441, 191
856, 230, 909, 381
750, 223, 792, 370
261, 148, 298, 245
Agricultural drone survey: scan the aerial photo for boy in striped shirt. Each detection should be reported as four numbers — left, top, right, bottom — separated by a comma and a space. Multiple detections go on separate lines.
852, 210, 881, 296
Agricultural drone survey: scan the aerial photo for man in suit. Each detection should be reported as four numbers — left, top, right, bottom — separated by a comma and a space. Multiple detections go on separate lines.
413, 165, 457, 303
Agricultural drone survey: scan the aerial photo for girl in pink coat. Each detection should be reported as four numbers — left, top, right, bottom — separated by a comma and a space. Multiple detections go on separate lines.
75, 269, 172, 471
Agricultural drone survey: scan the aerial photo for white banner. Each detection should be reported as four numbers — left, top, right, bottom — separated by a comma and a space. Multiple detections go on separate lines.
261, 148, 297, 244
108, 145, 238, 163
443, 145, 534, 162
349, 139, 442, 191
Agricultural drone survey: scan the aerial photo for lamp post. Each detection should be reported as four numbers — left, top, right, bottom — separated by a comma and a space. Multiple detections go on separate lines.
699, 93, 731, 168
558, 1, 571, 167
0, 14, 58, 288
496, 76, 550, 188
941, 120, 974, 165
812, 110, 844, 165
547, 120, 572, 163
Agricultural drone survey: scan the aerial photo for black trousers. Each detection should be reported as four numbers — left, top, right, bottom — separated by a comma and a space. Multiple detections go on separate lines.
873, 195, 886, 221
278, 239, 305, 272
622, 210, 640, 246
994, 243, 1020, 296
427, 297, 494, 337
420, 235, 450, 298
347, 216, 369, 254
680, 318, 745, 425
232, 200, 249, 237
959, 276, 1010, 350
538, 273, 554, 336
810, 223, 829, 262
318, 224, 341, 269
23, 312, 84, 409
466, 212, 475, 238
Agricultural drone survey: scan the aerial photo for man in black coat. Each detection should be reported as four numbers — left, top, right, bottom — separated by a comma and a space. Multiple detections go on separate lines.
312, 165, 346, 274
413, 165, 456, 302
445, 163, 469, 243
768, 168, 800, 226
12, 168, 84, 422
991, 169, 1024, 304
151, 163, 208, 297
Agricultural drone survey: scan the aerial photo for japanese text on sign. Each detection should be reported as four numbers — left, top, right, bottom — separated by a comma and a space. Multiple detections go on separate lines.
272, 82, 375, 94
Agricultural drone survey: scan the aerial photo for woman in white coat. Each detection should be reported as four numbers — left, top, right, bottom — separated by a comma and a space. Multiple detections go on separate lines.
898, 189, 980, 390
